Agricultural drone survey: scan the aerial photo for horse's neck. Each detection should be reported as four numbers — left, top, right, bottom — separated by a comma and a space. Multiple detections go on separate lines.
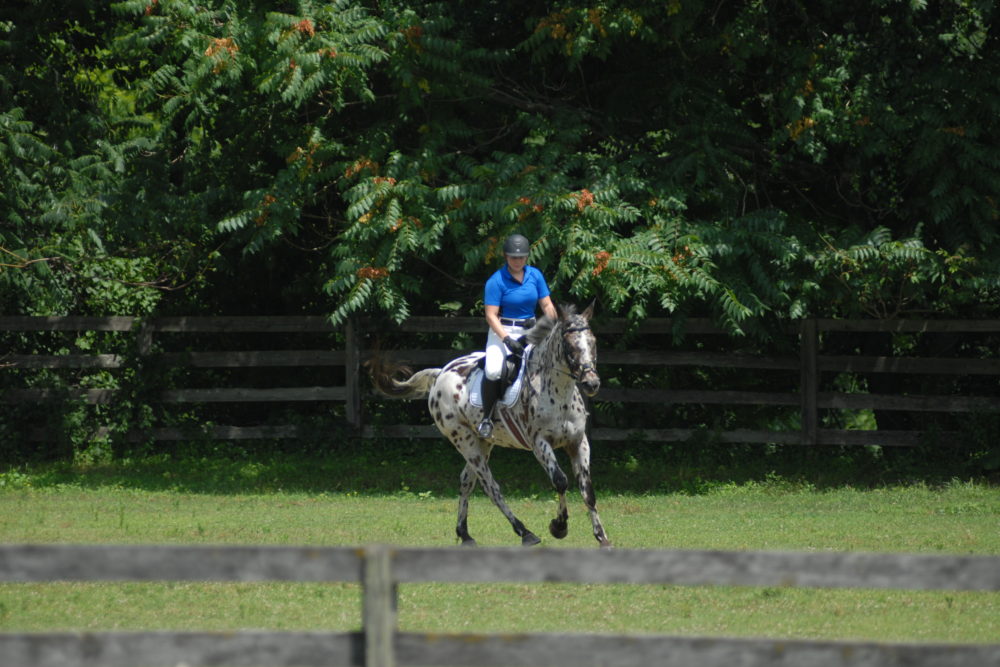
530, 326, 573, 389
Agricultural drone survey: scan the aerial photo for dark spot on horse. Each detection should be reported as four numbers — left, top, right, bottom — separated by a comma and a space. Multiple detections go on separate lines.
453, 393, 460, 401
445, 413, 454, 420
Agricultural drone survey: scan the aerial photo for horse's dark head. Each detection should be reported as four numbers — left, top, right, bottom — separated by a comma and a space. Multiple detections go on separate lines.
560, 301, 600, 397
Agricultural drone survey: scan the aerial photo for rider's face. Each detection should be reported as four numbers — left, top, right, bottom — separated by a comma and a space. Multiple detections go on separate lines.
506, 254, 528, 270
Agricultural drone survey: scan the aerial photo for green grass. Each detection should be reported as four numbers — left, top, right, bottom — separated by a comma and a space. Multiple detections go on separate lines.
0, 452, 998, 642
1, 482, 997, 552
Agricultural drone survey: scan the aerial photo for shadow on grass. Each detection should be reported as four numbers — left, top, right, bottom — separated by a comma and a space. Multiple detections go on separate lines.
2, 434, 996, 496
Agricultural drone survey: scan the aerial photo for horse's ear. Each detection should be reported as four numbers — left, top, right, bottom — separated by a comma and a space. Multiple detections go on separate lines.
555, 302, 565, 320
582, 299, 596, 320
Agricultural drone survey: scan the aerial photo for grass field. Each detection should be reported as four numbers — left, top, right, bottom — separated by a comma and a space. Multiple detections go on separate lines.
1, 448, 999, 643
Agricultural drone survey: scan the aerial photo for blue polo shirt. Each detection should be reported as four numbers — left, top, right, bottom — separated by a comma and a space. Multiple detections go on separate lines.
484, 265, 550, 320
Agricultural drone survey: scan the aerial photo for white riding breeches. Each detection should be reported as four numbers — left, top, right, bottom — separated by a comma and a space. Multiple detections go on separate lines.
485, 324, 526, 380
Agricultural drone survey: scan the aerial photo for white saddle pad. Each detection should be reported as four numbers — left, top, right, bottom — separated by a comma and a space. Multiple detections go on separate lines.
468, 347, 531, 408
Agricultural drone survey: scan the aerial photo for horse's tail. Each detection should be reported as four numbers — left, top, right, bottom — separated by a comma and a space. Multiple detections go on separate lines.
367, 352, 440, 399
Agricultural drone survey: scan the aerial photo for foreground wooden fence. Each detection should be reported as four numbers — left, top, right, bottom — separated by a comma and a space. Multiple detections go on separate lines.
3, 315, 1000, 446
1, 543, 998, 667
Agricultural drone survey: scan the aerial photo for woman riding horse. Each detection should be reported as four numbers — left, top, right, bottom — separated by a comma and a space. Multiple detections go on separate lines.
369, 302, 611, 548
480, 233, 558, 438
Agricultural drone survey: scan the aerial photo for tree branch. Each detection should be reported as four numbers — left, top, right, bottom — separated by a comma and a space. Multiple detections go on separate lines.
0, 246, 61, 270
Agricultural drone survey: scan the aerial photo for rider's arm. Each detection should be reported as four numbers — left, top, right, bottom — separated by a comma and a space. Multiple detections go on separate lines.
485, 304, 508, 340
538, 295, 557, 320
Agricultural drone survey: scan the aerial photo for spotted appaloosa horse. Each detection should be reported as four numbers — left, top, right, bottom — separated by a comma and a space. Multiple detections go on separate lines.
370, 303, 611, 548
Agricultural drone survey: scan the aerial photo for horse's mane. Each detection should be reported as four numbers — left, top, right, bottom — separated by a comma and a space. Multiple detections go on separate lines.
525, 304, 578, 346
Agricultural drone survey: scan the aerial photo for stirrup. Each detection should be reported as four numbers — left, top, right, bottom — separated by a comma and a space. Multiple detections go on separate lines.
477, 418, 494, 438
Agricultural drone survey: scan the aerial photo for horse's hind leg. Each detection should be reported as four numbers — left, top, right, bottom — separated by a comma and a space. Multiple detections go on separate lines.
456, 462, 478, 546
452, 432, 540, 547
477, 462, 541, 546
531, 437, 570, 539
567, 437, 611, 548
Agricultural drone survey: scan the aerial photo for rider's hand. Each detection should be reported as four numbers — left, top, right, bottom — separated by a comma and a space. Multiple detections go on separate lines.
503, 336, 525, 356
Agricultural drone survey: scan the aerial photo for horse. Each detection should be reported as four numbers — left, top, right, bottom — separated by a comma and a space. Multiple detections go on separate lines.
369, 303, 611, 548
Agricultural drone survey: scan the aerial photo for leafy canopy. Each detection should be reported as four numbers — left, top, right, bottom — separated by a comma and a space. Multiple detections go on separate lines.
2, 0, 998, 331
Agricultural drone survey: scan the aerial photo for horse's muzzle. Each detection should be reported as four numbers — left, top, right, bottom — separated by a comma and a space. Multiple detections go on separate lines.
579, 371, 600, 397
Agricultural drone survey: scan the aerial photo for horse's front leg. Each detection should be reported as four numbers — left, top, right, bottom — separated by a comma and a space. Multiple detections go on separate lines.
566, 437, 611, 548
531, 436, 571, 539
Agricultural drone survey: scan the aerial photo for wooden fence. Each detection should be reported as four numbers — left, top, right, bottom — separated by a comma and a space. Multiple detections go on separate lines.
3, 315, 1000, 446
1, 543, 998, 667
0, 316, 361, 442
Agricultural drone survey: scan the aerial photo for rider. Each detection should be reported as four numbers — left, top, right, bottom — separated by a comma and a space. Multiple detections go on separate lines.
478, 233, 558, 438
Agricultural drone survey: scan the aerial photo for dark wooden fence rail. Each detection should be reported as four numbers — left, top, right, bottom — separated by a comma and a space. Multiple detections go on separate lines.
3, 316, 999, 446
0, 543, 998, 667
0, 316, 361, 441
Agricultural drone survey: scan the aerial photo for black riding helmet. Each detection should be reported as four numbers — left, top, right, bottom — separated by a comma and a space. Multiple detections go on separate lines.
503, 234, 531, 257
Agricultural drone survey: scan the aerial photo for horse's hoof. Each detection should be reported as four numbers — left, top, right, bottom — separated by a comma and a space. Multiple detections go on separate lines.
599, 539, 613, 550
549, 519, 568, 539
521, 532, 541, 547
461, 538, 478, 547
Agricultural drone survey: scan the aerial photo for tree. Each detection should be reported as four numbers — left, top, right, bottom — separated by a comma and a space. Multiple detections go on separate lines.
2, 0, 997, 331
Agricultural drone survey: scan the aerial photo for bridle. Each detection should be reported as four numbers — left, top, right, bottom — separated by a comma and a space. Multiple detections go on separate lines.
561, 324, 598, 382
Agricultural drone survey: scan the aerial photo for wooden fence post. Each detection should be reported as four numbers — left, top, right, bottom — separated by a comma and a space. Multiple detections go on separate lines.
800, 319, 818, 446
136, 319, 153, 357
363, 544, 397, 667
345, 318, 362, 430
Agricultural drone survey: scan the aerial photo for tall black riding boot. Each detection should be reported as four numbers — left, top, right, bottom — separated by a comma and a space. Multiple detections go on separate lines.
477, 378, 501, 438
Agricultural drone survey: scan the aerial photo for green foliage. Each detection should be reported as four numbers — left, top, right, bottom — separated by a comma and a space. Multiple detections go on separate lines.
4, 2, 1000, 462
2, 0, 998, 464
4, 0, 999, 328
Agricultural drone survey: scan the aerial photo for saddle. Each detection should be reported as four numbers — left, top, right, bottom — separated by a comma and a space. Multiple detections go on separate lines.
468, 342, 531, 409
